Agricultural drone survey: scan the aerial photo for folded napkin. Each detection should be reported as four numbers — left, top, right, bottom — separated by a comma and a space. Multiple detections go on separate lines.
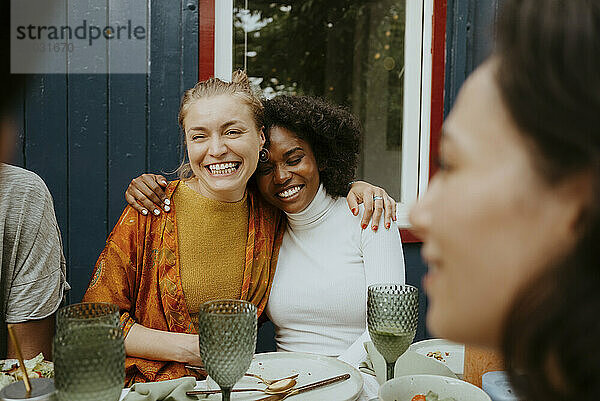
122, 377, 198, 401
361, 341, 388, 384
358, 343, 377, 377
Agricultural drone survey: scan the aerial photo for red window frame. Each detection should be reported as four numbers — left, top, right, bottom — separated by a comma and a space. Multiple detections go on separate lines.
400, 0, 446, 243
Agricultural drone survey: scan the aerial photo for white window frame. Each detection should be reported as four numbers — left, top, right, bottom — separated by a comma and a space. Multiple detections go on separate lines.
214, 0, 433, 228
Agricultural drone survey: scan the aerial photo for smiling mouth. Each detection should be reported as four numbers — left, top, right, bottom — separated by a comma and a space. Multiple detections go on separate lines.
205, 162, 241, 176
276, 185, 304, 199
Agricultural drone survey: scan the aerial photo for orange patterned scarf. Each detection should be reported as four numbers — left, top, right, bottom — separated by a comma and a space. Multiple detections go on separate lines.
83, 181, 284, 384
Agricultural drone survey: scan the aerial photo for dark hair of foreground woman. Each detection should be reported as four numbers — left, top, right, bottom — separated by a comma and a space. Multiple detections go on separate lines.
497, 0, 600, 399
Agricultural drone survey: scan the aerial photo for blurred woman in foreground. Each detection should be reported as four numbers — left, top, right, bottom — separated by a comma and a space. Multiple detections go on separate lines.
410, 0, 600, 399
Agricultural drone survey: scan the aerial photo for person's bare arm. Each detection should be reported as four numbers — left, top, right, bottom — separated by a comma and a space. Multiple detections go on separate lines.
124, 323, 202, 366
7, 315, 55, 360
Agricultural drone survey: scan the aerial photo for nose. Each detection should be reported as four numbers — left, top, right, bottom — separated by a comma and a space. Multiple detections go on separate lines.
208, 135, 227, 157
408, 190, 432, 241
273, 164, 292, 185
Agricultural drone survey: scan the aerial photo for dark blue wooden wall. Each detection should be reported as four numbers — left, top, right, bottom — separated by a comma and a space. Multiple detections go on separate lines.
9, 0, 198, 303
444, 0, 504, 117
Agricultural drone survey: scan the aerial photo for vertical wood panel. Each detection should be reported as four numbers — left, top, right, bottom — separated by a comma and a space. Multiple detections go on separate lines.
66, 0, 110, 302
182, 0, 199, 164
443, 0, 470, 117
148, 0, 184, 177
24, 75, 69, 246
183, 0, 199, 90
106, 0, 149, 228
68, 74, 108, 302
107, 75, 147, 228
444, 0, 501, 116
9, 84, 26, 168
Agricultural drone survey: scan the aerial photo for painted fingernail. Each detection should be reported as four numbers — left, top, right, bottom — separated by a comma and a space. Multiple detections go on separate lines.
164, 205, 171, 212
392, 215, 397, 221
361, 223, 367, 230
351, 208, 356, 215
153, 209, 160, 216
164, 198, 171, 205
386, 223, 390, 229
141, 209, 148, 215
372, 225, 378, 231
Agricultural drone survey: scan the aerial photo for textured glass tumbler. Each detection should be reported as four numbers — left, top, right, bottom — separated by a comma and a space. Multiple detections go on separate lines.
53, 325, 125, 401
56, 302, 119, 336
367, 284, 419, 382
198, 300, 257, 401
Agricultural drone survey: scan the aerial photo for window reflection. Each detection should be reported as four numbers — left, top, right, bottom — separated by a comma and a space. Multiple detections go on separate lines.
234, 1, 406, 199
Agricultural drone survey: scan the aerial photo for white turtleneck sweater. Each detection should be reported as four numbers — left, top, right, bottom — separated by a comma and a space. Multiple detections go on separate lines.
265, 184, 405, 359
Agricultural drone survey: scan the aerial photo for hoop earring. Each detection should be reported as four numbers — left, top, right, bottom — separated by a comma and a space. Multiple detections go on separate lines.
259, 148, 270, 163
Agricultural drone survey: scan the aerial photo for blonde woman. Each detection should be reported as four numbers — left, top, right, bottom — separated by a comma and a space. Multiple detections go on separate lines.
84, 72, 284, 384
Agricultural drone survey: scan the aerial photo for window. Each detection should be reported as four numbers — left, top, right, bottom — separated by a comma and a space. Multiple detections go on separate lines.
208, 0, 441, 230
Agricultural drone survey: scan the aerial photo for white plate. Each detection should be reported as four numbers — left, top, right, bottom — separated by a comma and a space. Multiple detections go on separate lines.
408, 339, 465, 377
379, 374, 491, 401
203, 352, 364, 401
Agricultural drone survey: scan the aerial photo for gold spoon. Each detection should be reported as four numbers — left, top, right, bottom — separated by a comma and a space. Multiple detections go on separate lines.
186, 378, 297, 396
245, 372, 299, 386
185, 365, 298, 387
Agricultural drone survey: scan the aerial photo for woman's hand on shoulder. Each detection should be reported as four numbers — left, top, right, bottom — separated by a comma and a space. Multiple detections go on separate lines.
346, 181, 397, 231
125, 174, 170, 216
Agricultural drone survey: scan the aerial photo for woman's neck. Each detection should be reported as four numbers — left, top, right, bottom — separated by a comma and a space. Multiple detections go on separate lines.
185, 178, 246, 203
285, 184, 335, 228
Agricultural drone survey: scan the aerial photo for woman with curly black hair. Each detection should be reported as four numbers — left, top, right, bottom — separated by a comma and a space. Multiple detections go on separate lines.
259, 94, 361, 200
256, 95, 404, 363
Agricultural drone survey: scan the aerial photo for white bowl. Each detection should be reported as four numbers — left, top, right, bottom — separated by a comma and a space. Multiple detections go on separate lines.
408, 338, 465, 378
379, 374, 492, 401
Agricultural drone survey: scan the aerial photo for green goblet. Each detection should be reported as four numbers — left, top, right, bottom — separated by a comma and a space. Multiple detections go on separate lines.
197, 300, 257, 401
56, 302, 119, 336
367, 284, 419, 382
53, 325, 125, 401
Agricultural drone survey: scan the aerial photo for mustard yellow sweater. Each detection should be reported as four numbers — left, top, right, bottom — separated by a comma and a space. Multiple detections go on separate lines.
174, 182, 249, 330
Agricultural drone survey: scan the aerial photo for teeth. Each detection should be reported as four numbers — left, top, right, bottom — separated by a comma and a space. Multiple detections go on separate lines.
208, 162, 239, 175
277, 186, 302, 198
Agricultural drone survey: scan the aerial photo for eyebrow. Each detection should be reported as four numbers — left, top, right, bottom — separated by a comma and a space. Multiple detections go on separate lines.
283, 147, 303, 158
187, 120, 246, 132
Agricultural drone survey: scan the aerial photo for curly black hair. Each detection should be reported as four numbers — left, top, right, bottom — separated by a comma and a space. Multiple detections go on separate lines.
261, 95, 361, 198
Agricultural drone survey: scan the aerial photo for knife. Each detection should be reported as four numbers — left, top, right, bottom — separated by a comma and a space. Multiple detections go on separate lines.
255, 373, 351, 401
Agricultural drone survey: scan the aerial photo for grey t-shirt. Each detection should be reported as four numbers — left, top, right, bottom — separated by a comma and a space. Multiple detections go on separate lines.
0, 164, 70, 357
